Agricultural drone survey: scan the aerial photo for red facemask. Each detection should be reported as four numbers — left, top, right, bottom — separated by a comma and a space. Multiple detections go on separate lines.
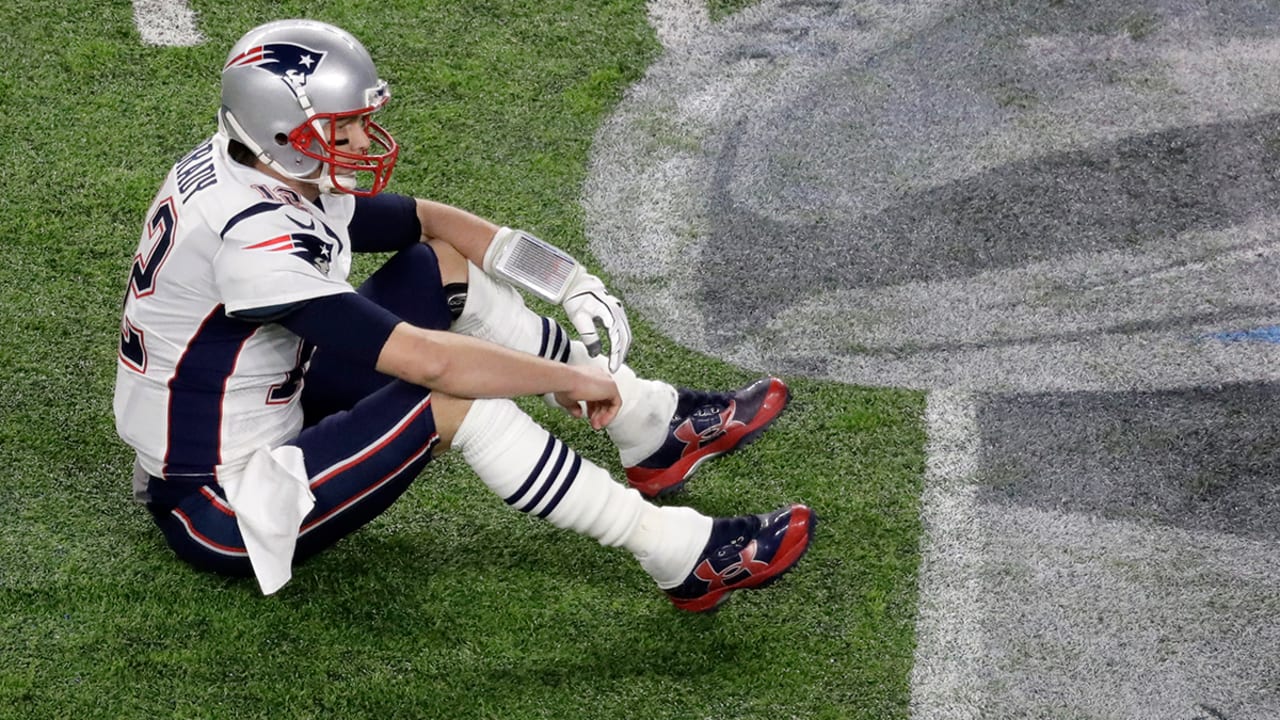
288, 109, 398, 196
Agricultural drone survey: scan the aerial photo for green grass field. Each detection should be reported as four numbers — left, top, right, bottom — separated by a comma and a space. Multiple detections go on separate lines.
0, 2, 926, 718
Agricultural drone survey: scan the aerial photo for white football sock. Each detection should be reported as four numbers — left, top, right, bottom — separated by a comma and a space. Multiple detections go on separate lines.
452, 397, 710, 588
451, 262, 572, 362
450, 262, 677, 466
562, 342, 676, 467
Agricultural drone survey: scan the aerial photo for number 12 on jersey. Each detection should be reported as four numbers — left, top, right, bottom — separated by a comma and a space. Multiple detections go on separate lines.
119, 197, 178, 373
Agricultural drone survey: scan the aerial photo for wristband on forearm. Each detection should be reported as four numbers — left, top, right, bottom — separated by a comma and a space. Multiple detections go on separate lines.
482, 227, 581, 303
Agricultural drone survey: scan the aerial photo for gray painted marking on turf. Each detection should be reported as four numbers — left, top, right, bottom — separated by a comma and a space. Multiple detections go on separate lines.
975, 503, 1280, 719
647, 0, 710, 49
913, 388, 1280, 720
973, 388, 1280, 718
979, 383, 1280, 544
131, 0, 204, 47
587, 0, 1280, 392
589, 0, 1280, 717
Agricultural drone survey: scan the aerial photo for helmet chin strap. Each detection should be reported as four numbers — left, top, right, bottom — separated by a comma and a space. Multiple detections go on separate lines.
316, 170, 358, 195
220, 109, 344, 194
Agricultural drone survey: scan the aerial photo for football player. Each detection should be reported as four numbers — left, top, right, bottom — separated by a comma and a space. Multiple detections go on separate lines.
113, 19, 813, 610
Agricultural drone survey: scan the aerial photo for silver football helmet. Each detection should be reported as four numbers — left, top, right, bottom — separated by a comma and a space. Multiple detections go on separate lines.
218, 19, 398, 196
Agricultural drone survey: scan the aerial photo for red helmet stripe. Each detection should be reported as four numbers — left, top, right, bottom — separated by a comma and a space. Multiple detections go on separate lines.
225, 46, 266, 69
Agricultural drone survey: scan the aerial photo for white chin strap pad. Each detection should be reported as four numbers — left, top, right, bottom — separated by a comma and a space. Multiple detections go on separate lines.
317, 172, 356, 195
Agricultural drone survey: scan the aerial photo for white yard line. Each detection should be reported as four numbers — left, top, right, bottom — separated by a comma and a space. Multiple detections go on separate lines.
910, 388, 983, 720
131, 0, 203, 47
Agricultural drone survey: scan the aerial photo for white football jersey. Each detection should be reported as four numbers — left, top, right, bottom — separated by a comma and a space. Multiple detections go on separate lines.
114, 133, 356, 491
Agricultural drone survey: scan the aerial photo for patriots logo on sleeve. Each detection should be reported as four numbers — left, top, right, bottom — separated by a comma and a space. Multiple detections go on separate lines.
246, 230, 335, 275
224, 42, 327, 93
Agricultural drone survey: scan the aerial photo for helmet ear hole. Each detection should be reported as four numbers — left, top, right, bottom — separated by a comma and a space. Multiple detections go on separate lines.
274, 132, 289, 146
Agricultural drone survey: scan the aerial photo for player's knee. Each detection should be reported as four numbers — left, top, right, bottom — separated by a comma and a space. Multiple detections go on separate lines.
427, 238, 469, 286
426, 240, 470, 320
429, 391, 472, 453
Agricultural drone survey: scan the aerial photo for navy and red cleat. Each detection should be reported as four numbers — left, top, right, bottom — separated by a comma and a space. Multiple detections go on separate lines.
665, 503, 816, 612
625, 376, 790, 498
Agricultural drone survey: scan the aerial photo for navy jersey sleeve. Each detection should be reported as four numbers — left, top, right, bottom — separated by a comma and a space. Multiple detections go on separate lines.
349, 192, 422, 253
276, 293, 402, 370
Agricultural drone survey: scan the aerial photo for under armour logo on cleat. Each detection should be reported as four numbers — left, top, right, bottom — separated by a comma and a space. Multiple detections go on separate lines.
672, 400, 745, 458
692, 540, 769, 591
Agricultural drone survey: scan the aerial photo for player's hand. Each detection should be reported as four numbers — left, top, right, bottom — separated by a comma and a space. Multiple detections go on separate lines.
554, 366, 621, 430
562, 271, 632, 373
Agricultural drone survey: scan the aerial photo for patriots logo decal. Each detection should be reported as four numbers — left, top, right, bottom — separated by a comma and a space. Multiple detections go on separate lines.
224, 42, 327, 94
247, 231, 335, 275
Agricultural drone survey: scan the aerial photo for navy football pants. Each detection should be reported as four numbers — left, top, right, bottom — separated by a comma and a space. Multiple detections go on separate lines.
147, 244, 453, 578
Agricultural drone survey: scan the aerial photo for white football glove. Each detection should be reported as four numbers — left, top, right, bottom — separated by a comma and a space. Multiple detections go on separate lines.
483, 227, 632, 372
562, 271, 632, 372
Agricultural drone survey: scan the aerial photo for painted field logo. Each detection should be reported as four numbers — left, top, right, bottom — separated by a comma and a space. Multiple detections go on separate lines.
589, 0, 1280, 394
588, 1, 1280, 718
1192, 703, 1230, 720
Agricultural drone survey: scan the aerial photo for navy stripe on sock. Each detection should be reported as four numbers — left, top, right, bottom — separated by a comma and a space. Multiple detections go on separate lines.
535, 453, 580, 519
538, 317, 552, 359
517, 441, 569, 513
504, 435, 556, 506
558, 330, 571, 363
549, 322, 563, 362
